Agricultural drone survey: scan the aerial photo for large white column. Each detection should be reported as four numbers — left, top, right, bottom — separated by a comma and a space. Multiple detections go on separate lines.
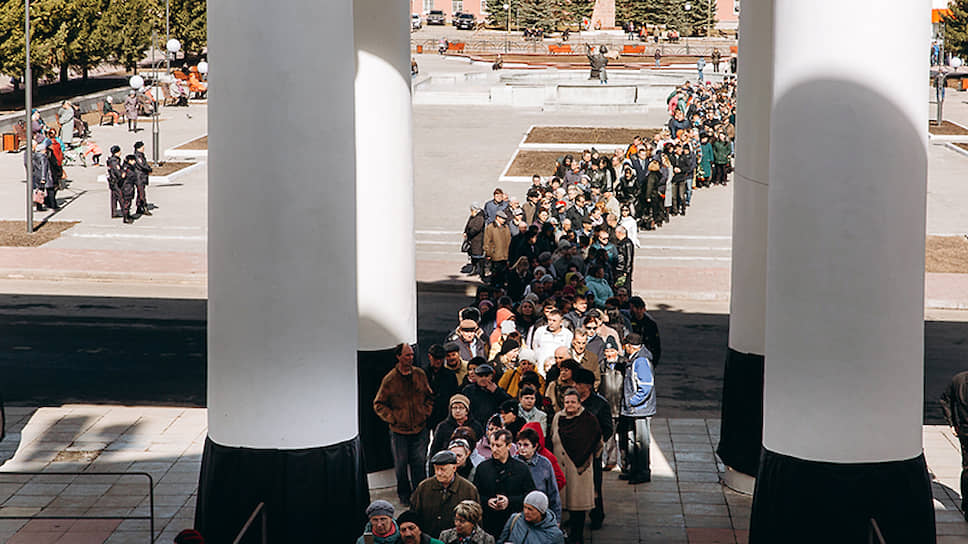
353, 0, 418, 473
197, 0, 369, 541
717, 0, 773, 491
750, 0, 935, 540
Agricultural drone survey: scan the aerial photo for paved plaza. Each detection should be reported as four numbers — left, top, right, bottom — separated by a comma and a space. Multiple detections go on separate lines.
0, 56, 966, 541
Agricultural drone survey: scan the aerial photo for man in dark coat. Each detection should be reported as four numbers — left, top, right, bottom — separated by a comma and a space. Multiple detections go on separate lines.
132, 141, 152, 216
106, 145, 125, 220
625, 297, 661, 367
473, 429, 536, 537
941, 370, 968, 519
411, 450, 480, 538
121, 155, 139, 224
464, 203, 486, 278
461, 363, 511, 426
575, 368, 614, 530
613, 226, 635, 291
425, 344, 459, 431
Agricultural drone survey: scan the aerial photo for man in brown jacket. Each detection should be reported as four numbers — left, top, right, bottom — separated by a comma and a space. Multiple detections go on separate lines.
483, 210, 511, 288
374, 343, 435, 505
411, 450, 480, 538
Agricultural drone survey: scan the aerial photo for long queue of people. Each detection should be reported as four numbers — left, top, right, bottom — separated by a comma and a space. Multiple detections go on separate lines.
363, 274, 661, 543
461, 78, 736, 293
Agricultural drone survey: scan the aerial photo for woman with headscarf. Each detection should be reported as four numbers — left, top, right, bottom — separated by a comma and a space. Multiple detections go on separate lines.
548, 388, 603, 543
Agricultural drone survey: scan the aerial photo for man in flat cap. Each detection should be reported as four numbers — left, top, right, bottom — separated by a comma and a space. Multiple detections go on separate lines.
620, 333, 656, 485
483, 208, 511, 287
410, 450, 480, 539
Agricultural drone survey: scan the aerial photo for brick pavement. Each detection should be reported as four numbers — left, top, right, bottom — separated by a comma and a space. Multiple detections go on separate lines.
1, 406, 965, 543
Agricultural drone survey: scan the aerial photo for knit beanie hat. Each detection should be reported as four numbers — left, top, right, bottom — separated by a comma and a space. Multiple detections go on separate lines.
449, 394, 471, 411
365, 500, 394, 519
524, 491, 549, 514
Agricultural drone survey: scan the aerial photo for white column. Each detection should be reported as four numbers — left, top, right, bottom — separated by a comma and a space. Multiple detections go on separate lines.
751, 0, 935, 540
199, 0, 368, 541
353, 0, 418, 475
355, 0, 417, 352
717, 0, 773, 490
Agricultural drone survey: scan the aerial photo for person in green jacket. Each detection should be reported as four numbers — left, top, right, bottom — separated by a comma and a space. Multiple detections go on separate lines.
698, 134, 714, 188
397, 510, 445, 544
357, 500, 402, 543
711, 132, 732, 186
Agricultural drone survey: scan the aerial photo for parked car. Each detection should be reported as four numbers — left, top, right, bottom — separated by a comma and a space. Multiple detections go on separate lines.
452, 11, 462, 25
411, 14, 422, 30
455, 13, 476, 30
427, 10, 446, 25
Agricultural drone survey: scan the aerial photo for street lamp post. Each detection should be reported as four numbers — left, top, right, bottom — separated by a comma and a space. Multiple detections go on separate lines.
165, 0, 170, 75
504, 3, 510, 52
24, 0, 32, 233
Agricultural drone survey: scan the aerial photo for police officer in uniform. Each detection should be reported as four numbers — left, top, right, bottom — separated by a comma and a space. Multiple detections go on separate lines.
120, 155, 139, 224
106, 145, 124, 218
132, 141, 153, 216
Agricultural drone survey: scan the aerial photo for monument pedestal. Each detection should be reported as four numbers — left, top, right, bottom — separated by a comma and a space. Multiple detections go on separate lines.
591, 0, 616, 30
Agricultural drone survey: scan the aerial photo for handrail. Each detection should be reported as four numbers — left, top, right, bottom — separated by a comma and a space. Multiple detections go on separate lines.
0, 471, 155, 542
869, 517, 887, 544
232, 501, 267, 544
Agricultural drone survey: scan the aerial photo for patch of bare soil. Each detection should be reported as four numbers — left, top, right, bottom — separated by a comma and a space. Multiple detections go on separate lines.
151, 161, 195, 176
507, 150, 580, 177
927, 235, 968, 273
0, 220, 77, 246
175, 135, 207, 150
526, 127, 661, 145
929, 120, 968, 135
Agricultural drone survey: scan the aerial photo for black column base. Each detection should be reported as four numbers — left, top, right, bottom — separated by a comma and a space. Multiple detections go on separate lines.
716, 348, 764, 476
195, 435, 370, 543
358, 347, 398, 473
750, 449, 935, 543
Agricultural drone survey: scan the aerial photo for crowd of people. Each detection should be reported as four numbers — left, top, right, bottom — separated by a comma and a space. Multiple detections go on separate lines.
354, 77, 737, 544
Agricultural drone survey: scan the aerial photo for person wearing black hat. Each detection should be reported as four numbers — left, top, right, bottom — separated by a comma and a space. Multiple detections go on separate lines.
425, 344, 459, 431
619, 333, 655, 485
442, 342, 468, 384
120, 154, 140, 223
498, 399, 525, 439
574, 368, 613, 530
411, 450, 481, 539
397, 510, 445, 544
131, 141, 152, 216
105, 145, 125, 220
461, 362, 512, 426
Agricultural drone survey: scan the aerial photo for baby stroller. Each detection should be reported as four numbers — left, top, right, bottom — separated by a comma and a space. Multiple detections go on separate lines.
61, 142, 87, 168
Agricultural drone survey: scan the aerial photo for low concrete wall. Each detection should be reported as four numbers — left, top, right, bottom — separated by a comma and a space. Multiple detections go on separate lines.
556, 84, 637, 104
0, 85, 131, 135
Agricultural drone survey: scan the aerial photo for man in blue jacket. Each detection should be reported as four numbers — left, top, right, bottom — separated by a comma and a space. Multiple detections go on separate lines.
619, 333, 656, 485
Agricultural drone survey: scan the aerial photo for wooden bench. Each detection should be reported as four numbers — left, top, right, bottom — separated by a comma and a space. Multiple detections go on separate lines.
622, 45, 646, 54
548, 44, 573, 54
446, 42, 465, 53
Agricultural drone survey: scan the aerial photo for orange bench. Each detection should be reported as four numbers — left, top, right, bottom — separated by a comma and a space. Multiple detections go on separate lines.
446, 42, 466, 53
548, 44, 573, 54
622, 45, 646, 54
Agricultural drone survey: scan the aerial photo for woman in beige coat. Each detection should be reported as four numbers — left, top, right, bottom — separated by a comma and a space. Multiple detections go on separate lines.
549, 388, 602, 543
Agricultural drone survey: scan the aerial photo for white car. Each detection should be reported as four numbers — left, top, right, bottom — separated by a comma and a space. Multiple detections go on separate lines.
411, 14, 422, 30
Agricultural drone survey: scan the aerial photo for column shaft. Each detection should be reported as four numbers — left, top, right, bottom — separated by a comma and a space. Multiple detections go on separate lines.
718, 0, 773, 481
198, 0, 368, 541
354, 0, 418, 473
751, 1, 935, 540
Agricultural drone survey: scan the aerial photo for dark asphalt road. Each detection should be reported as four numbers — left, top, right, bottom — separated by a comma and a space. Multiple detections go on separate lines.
0, 292, 965, 424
